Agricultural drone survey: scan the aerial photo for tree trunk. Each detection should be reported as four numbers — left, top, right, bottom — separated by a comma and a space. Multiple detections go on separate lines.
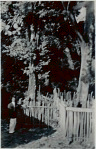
27, 24, 36, 100
76, 2, 94, 107
28, 63, 36, 100
77, 42, 91, 107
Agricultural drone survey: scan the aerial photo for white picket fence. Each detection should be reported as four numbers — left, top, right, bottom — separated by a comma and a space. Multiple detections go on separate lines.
23, 98, 58, 127
22, 88, 95, 141
59, 100, 95, 141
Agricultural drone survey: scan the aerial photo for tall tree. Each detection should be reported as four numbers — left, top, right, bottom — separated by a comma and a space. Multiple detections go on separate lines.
73, 1, 95, 106
1, 2, 94, 106
39, 1, 95, 105
1, 2, 52, 99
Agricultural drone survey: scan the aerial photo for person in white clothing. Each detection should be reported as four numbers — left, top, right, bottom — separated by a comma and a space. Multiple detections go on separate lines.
8, 96, 17, 133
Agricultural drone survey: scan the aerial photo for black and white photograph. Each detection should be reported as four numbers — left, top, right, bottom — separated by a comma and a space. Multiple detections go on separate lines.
1, 1, 95, 148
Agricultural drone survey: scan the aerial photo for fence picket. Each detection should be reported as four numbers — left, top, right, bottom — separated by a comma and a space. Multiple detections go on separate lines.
41, 100, 43, 122
69, 110, 73, 140
77, 112, 79, 141
29, 101, 31, 117
45, 103, 47, 124
87, 112, 89, 140
80, 112, 83, 141
89, 112, 91, 139
73, 111, 76, 141
37, 102, 39, 119
83, 112, 85, 140
66, 110, 69, 138
91, 112, 93, 134
48, 103, 50, 127
63, 104, 66, 137
38, 101, 41, 121
51, 102, 53, 120
42, 101, 45, 123
58, 88, 60, 98
90, 112, 92, 134
83, 112, 86, 142
87, 95, 90, 108
35, 102, 37, 118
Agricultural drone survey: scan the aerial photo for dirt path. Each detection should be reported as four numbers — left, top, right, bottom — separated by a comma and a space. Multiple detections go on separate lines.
16, 128, 94, 149
1, 119, 55, 148
1, 119, 94, 149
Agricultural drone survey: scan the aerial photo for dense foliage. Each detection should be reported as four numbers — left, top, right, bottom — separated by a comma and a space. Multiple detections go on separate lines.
1, 1, 95, 109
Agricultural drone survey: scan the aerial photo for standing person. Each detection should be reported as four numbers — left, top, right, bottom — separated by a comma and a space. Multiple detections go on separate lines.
17, 98, 24, 129
7, 96, 17, 133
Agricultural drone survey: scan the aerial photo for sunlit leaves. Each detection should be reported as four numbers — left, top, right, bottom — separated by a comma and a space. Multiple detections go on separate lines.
38, 71, 50, 79
1, 1, 12, 13
1, 1, 85, 79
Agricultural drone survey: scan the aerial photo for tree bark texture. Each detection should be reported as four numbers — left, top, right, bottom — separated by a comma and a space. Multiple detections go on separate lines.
28, 66, 36, 100
77, 42, 91, 107
76, 2, 94, 107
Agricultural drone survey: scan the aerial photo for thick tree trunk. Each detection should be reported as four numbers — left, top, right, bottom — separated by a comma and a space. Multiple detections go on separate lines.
76, 2, 94, 107
77, 42, 91, 107
27, 24, 36, 100
28, 64, 36, 100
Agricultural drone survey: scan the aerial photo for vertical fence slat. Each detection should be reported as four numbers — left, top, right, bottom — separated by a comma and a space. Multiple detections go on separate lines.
59, 102, 66, 137
49, 104, 51, 126
86, 112, 88, 141
51, 103, 53, 120
78, 112, 80, 141
66, 110, 69, 138
42, 100, 45, 123
47, 103, 50, 127
92, 111, 94, 141
88, 112, 90, 140
79, 112, 82, 141
45, 103, 47, 125
87, 95, 90, 108
83, 112, 86, 142
38, 101, 41, 121
63, 104, 66, 137
73, 111, 76, 141
41, 100, 43, 122
77, 111, 79, 141
82, 112, 84, 141
69, 110, 73, 141
90, 112, 92, 134
87, 111, 89, 140
89, 112, 91, 139
50, 103, 52, 120
92, 110, 95, 141
29, 101, 31, 117
31, 100, 34, 117
35, 102, 37, 118
81, 112, 84, 141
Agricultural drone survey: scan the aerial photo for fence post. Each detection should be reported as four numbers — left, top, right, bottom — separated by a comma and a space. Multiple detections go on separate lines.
29, 100, 32, 117
68, 109, 73, 141
59, 101, 66, 138
57, 88, 60, 98
92, 100, 95, 142
53, 88, 58, 119
47, 103, 50, 127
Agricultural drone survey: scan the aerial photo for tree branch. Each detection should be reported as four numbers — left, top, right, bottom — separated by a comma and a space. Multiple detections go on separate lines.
61, 1, 66, 10
67, 1, 70, 11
